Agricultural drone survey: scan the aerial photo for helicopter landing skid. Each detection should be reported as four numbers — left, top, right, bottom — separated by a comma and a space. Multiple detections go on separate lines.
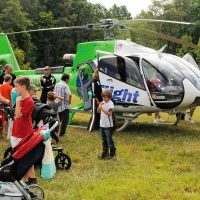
174, 111, 192, 126
117, 119, 132, 132
116, 112, 142, 132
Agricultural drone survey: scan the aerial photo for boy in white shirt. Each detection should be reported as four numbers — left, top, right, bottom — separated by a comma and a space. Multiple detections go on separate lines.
97, 89, 116, 159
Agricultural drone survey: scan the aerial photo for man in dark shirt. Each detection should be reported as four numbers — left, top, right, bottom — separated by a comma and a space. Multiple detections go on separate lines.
40, 66, 56, 103
0, 64, 16, 86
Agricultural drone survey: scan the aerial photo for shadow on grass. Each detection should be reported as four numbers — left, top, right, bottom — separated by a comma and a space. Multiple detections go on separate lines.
116, 122, 200, 139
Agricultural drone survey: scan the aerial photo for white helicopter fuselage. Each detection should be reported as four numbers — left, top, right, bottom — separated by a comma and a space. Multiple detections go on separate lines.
96, 40, 200, 114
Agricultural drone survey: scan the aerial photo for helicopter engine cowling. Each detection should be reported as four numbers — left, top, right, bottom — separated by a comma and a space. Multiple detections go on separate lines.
63, 54, 75, 64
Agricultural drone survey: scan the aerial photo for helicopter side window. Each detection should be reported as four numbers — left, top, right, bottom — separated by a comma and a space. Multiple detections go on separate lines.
125, 58, 145, 89
116, 57, 126, 82
99, 56, 145, 89
99, 57, 122, 80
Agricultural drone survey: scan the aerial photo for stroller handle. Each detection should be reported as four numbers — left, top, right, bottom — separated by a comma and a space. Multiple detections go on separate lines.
49, 121, 59, 133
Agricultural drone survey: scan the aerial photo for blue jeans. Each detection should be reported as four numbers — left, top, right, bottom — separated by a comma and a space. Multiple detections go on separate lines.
100, 127, 115, 150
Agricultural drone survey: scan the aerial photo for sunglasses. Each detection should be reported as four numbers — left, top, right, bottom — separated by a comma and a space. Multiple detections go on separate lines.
44, 69, 50, 71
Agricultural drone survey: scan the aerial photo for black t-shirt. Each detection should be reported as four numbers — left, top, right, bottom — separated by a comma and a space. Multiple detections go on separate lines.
40, 74, 56, 92
0, 72, 16, 87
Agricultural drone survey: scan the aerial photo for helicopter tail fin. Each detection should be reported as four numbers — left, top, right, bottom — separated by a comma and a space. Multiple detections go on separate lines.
0, 34, 20, 71
183, 53, 199, 69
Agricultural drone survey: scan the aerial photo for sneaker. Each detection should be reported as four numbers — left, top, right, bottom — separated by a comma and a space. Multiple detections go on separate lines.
98, 152, 109, 160
154, 119, 158, 123
108, 148, 116, 159
154, 119, 164, 123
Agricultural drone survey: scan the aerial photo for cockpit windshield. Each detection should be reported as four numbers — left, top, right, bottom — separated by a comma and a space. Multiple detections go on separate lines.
162, 54, 200, 90
141, 54, 185, 108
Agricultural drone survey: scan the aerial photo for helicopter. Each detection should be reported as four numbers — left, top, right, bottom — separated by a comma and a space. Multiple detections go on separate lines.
0, 18, 200, 131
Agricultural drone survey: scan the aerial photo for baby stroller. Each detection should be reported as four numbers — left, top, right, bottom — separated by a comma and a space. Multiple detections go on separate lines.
0, 121, 58, 200
3, 100, 71, 172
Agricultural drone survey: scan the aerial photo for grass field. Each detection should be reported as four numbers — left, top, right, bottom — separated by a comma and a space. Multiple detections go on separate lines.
1, 96, 200, 199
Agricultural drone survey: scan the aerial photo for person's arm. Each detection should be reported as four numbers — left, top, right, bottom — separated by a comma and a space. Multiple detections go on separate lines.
56, 95, 64, 100
68, 93, 72, 105
101, 107, 113, 116
98, 102, 114, 116
46, 76, 56, 90
0, 95, 9, 105
97, 103, 102, 113
40, 76, 46, 89
15, 96, 22, 118
95, 98, 100, 105
16, 97, 34, 118
65, 85, 72, 104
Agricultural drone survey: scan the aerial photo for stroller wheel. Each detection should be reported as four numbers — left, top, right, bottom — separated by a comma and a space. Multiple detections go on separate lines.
3, 147, 13, 158
29, 184, 45, 200
55, 153, 71, 171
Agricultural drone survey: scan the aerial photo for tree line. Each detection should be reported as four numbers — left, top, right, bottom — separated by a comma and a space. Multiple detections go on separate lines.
0, 0, 131, 68
0, 0, 199, 69
132, 0, 200, 64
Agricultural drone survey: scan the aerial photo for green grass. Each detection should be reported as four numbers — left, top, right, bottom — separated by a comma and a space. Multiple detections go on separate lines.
2, 98, 200, 199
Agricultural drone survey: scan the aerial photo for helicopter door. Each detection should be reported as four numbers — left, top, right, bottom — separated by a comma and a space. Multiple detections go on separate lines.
78, 61, 96, 110
97, 52, 151, 108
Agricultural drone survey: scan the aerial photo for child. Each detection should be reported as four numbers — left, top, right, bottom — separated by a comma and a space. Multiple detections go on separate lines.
47, 91, 63, 113
11, 76, 36, 184
97, 89, 116, 159
154, 112, 163, 123
47, 91, 63, 143
28, 84, 38, 100
0, 74, 13, 104
7, 87, 20, 140
0, 75, 13, 135
11, 87, 20, 106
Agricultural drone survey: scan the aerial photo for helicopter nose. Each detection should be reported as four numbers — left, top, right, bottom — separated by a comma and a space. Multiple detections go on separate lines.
178, 78, 200, 109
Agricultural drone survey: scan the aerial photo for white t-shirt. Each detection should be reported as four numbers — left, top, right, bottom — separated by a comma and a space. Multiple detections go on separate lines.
100, 100, 114, 128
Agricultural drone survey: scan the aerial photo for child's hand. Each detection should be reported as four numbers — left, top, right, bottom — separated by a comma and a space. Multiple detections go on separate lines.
99, 102, 104, 109
97, 106, 101, 113
5, 99, 10, 105
96, 99, 100, 105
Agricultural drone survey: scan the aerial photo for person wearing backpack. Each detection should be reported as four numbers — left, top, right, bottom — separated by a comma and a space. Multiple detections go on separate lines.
97, 89, 116, 160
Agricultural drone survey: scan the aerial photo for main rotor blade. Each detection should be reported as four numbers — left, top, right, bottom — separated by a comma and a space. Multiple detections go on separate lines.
122, 19, 195, 25
127, 27, 199, 49
0, 25, 88, 35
